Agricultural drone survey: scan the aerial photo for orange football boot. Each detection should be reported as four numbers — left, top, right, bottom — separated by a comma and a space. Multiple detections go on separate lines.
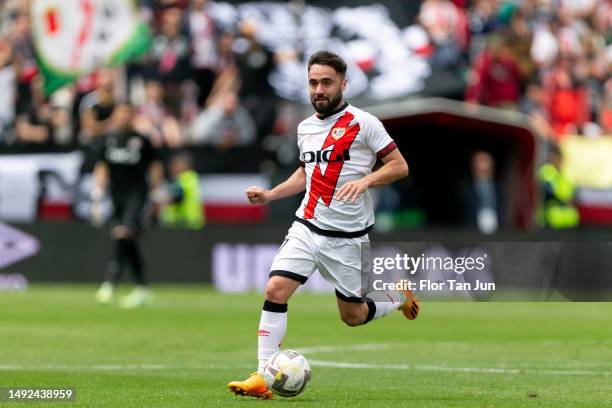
228, 372, 273, 400
399, 284, 420, 320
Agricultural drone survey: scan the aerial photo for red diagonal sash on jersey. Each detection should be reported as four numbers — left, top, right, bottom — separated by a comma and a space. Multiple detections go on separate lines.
303, 112, 360, 219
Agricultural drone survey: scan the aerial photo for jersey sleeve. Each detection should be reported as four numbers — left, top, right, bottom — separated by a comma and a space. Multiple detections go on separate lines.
141, 135, 160, 165
93, 136, 108, 164
365, 115, 397, 160
296, 121, 306, 165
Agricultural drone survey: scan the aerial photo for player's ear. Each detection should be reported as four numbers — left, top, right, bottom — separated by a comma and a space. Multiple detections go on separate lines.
341, 78, 347, 91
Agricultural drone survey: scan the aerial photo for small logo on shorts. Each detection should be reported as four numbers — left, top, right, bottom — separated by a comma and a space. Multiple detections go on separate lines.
257, 329, 270, 337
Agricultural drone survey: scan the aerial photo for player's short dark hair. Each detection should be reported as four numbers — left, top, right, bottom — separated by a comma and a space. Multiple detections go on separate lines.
308, 51, 347, 77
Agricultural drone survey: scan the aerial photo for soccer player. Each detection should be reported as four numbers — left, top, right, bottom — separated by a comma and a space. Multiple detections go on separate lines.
92, 103, 164, 308
228, 51, 420, 399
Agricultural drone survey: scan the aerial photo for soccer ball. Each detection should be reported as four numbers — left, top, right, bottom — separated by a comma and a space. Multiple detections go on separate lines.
262, 350, 311, 397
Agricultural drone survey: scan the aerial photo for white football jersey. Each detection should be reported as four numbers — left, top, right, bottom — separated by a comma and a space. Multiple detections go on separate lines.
295, 103, 397, 232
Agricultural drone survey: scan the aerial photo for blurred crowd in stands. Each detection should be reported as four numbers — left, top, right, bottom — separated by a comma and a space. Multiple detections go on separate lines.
459, 0, 611, 141
0, 0, 609, 154
0, 0, 279, 156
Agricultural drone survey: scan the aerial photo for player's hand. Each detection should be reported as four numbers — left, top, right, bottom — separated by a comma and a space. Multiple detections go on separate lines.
246, 186, 271, 205
90, 200, 104, 227
90, 187, 105, 227
149, 187, 170, 205
334, 179, 370, 203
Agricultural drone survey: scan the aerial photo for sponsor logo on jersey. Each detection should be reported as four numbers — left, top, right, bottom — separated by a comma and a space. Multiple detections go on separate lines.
106, 135, 142, 164
302, 149, 350, 163
106, 147, 141, 164
128, 137, 143, 150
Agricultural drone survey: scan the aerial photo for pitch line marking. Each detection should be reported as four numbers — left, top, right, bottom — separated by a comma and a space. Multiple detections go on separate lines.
0, 363, 252, 371
1, 343, 609, 377
297, 343, 611, 377
296, 343, 392, 354
309, 359, 611, 376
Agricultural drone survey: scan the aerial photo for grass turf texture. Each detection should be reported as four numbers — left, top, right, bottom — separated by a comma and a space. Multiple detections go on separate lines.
0, 285, 611, 407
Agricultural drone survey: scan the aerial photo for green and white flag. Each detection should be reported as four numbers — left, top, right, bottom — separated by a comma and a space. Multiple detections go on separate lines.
31, 0, 151, 95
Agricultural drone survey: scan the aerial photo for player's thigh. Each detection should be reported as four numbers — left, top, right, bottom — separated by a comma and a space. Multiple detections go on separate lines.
269, 222, 317, 286
110, 195, 129, 238
317, 235, 367, 301
110, 195, 125, 223
120, 191, 147, 235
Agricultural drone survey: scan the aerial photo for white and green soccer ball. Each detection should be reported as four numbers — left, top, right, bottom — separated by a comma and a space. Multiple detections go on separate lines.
262, 350, 311, 397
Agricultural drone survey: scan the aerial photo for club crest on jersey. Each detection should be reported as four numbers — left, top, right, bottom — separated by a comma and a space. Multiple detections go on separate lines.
331, 127, 345, 140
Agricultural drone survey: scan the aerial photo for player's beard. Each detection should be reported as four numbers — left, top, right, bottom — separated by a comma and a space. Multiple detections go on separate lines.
311, 91, 343, 115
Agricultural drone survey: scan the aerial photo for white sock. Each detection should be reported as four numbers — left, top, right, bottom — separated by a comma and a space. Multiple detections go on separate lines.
369, 290, 406, 321
373, 301, 401, 320
257, 307, 287, 373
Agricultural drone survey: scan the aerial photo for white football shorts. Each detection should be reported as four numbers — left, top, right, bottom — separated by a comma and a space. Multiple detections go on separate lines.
269, 221, 368, 301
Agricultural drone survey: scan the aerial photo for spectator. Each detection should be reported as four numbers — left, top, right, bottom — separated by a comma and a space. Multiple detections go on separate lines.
7, 6, 37, 116
468, 0, 503, 58
530, 17, 559, 69
599, 80, 612, 136
148, 7, 190, 114
462, 151, 501, 234
419, 0, 467, 68
187, 0, 219, 105
542, 58, 590, 139
78, 68, 120, 144
520, 80, 555, 140
216, 30, 236, 73
14, 78, 63, 146
133, 79, 183, 148
160, 151, 205, 229
465, 34, 523, 108
536, 144, 580, 229
71, 73, 104, 140
190, 90, 256, 149
148, 0, 188, 12
468, 0, 501, 34
234, 21, 278, 140
585, 53, 608, 123
506, 7, 536, 81
0, 37, 16, 144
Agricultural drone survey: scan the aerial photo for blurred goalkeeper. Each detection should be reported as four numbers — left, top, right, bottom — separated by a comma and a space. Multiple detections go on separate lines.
228, 51, 420, 399
92, 103, 164, 308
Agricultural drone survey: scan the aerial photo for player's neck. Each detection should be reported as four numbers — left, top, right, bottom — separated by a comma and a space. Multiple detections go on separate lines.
316, 101, 348, 120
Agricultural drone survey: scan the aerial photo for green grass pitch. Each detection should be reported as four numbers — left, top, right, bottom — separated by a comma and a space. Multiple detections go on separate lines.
1, 285, 611, 407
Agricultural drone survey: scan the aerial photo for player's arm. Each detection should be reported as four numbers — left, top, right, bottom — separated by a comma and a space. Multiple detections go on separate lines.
147, 160, 168, 205
91, 161, 109, 225
335, 149, 408, 202
148, 160, 165, 191
246, 167, 306, 205
92, 161, 109, 199
143, 134, 165, 202
15, 114, 50, 142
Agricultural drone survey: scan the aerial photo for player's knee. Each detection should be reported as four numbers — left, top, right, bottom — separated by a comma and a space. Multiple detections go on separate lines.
340, 312, 365, 327
111, 225, 133, 239
264, 280, 290, 303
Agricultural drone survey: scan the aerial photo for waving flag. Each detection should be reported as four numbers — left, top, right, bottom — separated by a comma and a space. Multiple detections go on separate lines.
31, 0, 151, 95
